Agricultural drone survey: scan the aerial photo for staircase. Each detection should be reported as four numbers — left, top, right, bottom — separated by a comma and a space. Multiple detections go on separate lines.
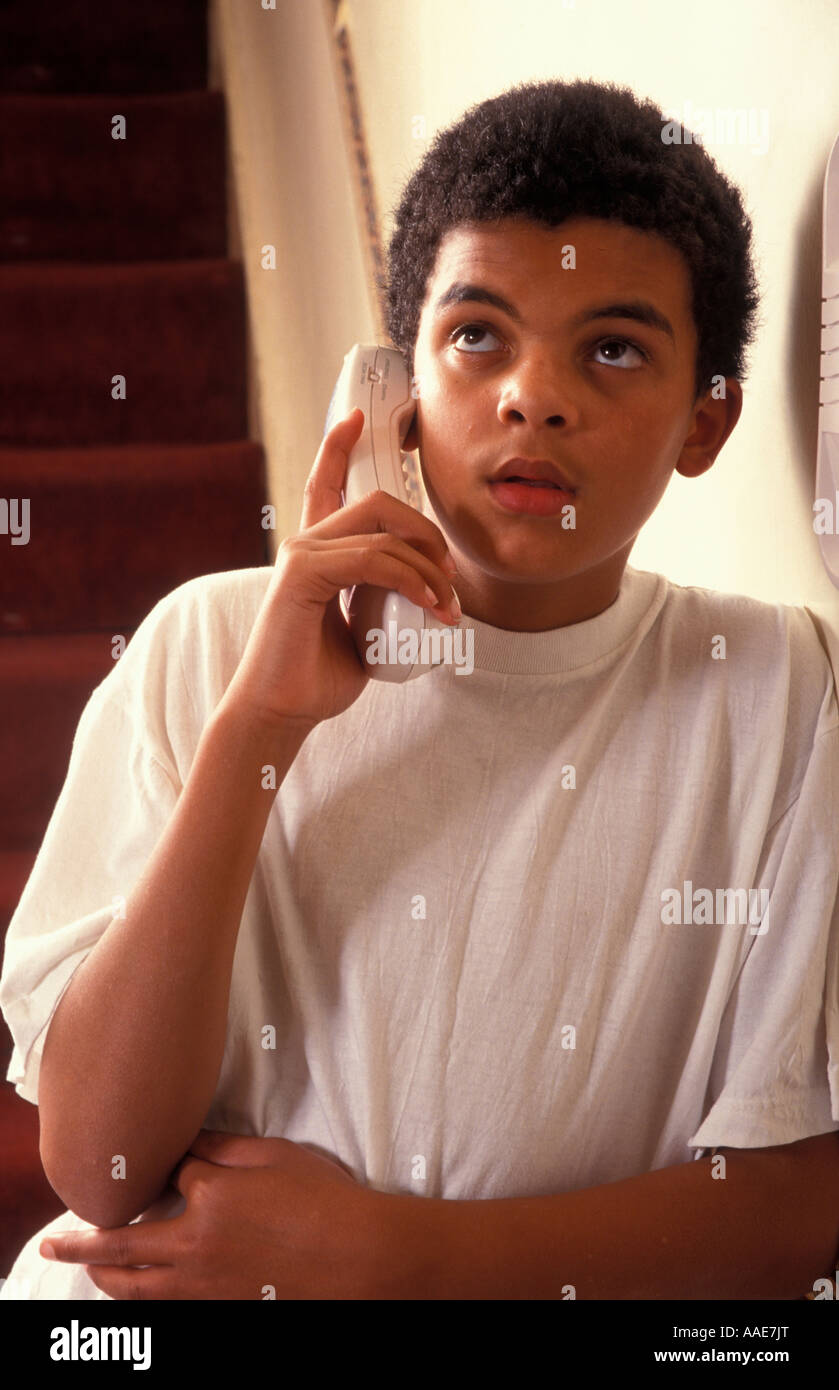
0, 0, 269, 1274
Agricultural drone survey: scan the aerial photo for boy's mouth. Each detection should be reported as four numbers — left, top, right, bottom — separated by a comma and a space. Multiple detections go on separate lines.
491, 457, 577, 491
503, 477, 562, 488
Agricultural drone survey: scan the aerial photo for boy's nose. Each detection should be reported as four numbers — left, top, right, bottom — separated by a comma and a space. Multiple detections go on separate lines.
496, 357, 581, 429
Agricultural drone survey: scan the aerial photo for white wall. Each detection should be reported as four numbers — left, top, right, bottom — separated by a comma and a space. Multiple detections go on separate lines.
215, 0, 839, 622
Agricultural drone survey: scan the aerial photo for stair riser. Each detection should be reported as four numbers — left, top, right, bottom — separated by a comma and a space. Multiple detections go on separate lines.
1, 448, 268, 632
0, 0, 208, 94
0, 93, 227, 262
0, 261, 248, 445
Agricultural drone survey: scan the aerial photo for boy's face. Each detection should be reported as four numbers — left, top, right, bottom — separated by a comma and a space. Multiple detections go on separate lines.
402, 215, 741, 629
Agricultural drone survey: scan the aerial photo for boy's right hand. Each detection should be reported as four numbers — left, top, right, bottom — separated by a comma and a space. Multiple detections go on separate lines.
224, 408, 460, 733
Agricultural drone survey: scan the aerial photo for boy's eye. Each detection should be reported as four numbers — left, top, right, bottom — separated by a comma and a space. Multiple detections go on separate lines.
449, 325, 648, 369
592, 338, 647, 369
450, 323, 503, 353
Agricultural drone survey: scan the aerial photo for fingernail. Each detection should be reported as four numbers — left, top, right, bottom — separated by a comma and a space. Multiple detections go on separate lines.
40, 1241, 56, 1260
442, 553, 458, 577
424, 585, 438, 606
449, 590, 462, 620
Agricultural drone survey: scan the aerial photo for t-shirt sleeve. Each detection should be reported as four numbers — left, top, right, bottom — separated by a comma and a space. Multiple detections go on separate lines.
0, 596, 190, 1107
688, 674, 839, 1153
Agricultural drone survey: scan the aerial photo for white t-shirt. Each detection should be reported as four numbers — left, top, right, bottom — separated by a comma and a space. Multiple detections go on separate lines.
2, 562, 838, 1299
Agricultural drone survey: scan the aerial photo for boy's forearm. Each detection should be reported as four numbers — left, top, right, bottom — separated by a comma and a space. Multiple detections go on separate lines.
382, 1132, 839, 1300
38, 696, 311, 1229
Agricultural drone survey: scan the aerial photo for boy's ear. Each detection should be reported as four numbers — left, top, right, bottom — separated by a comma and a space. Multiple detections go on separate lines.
675, 379, 743, 479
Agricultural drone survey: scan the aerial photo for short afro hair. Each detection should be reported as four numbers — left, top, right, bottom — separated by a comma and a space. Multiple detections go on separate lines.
383, 78, 761, 403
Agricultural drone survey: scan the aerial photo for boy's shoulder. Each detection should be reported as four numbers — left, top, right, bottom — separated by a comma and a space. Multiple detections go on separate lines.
648, 569, 839, 743
125, 566, 275, 659
91, 567, 276, 722
141, 566, 275, 631
654, 570, 831, 674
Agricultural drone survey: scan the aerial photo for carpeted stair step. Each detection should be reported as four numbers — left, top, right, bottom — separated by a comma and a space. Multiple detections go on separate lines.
0, 633, 126, 848
0, 259, 248, 447
0, 0, 208, 95
1, 441, 269, 634
0, 1088, 65, 1278
0, 92, 227, 262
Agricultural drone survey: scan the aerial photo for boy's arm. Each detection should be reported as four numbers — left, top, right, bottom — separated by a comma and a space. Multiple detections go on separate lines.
37, 696, 312, 1231
382, 1130, 839, 1299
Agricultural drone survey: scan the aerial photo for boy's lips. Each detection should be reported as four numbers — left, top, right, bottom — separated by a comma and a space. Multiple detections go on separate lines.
489, 478, 577, 517
491, 456, 577, 490
488, 457, 578, 517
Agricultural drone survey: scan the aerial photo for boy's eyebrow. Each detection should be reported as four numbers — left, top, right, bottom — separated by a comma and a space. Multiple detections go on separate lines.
434, 281, 675, 342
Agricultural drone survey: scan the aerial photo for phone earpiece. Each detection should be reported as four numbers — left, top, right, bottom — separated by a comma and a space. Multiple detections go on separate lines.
327, 345, 452, 682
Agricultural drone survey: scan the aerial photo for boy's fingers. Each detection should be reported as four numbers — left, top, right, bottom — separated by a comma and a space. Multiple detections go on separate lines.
40, 1223, 164, 1265
300, 408, 365, 531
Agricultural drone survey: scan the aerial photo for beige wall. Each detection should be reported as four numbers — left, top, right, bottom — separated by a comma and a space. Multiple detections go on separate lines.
212, 0, 379, 553
214, 0, 839, 625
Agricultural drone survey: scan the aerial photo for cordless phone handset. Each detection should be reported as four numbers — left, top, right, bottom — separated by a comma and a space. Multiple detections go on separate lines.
323, 344, 454, 683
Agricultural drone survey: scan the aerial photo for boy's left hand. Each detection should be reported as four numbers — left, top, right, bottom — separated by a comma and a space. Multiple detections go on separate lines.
39, 1130, 393, 1300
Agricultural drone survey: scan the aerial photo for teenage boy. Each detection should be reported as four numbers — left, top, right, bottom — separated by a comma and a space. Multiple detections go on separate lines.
1, 77, 838, 1301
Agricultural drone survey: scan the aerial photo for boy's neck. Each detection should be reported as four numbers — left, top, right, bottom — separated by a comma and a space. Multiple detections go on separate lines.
453, 552, 632, 632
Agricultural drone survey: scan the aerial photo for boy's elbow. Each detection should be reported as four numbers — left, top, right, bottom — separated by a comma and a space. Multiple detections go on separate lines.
39, 1137, 154, 1230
